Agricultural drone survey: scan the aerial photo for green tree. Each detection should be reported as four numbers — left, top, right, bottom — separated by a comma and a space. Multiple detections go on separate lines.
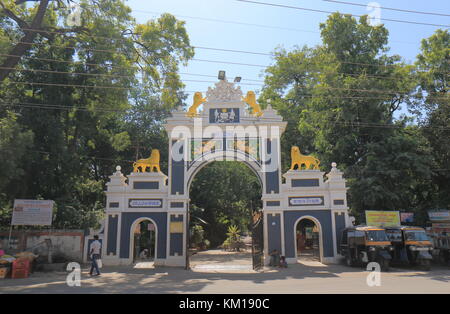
261, 13, 433, 221
0, 111, 33, 191
414, 29, 450, 210
0, 1, 193, 229
189, 162, 262, 247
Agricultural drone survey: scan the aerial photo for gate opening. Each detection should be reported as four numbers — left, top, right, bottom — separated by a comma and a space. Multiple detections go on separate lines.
132, 219, 156, 263
187, 161, 263, 271
296, 218, 320, 262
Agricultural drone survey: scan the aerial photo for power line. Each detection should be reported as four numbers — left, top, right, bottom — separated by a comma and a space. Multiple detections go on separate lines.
6, 39, 449, 74
0, 52, 416, 85
132, 9, 319, 34
0, 102, 450, 127
0, 53, 264, 83
5, 65, 450, 97
322, 0, 450, 17
2, 52, 435, 84
1, 66, 264, 86
4, 77, 449, 99
131, 9, 417, 45
15, 16, 417, 46
236, 0, 450, 28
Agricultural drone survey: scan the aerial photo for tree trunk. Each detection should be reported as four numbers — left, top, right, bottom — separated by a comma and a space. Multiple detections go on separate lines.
0, 0, 50, 82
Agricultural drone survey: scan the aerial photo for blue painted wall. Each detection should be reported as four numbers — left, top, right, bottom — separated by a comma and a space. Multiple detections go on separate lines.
171, 140, 185, 195
267, 213, 282, 253
169, 214, 184, 256
119, 212, 167, 259
170, 233, 184, 256
107, 215, 118, 255
284, 210, 334, 258
334, 213, 346, 254
264, 139, 280, 194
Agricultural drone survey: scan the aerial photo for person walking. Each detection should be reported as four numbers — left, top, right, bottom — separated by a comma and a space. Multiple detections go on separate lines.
89, 235, 102, 276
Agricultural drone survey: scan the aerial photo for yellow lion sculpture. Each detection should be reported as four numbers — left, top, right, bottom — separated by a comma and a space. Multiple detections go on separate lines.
187, 92, 206, 117
290, 146, 320, 170
133, 149, 161, 173
242, 91, 262, 117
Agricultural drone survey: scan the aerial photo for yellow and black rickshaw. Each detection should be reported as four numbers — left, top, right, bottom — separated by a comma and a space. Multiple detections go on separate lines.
340, 226, 393, 271
385, 226, 433, 270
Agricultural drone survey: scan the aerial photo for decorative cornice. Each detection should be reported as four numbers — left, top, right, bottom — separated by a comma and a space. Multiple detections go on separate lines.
206, 80, 243, 102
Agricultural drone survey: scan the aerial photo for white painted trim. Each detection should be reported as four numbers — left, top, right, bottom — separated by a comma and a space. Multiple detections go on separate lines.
128, 217, 158, 264
331, 210, 338, 258
293, 215, 324, 263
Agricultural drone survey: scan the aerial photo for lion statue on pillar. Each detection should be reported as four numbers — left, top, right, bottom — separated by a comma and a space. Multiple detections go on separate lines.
290, 146, 320, 170
133, 149, 161, 173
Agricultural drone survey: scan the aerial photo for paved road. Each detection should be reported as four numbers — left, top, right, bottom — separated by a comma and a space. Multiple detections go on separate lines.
0, 262, 449, 294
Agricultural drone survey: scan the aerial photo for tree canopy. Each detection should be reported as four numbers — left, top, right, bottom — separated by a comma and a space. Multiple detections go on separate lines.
0, 6, 448, 231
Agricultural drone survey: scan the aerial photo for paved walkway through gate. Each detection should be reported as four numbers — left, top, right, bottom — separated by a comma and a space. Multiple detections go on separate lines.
189, 249, 253, 272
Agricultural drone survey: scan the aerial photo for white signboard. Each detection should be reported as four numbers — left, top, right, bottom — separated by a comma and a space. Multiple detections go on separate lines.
428, 210, 450, 222
128, 199, 162, 208
11, 199, 54, 226
289, 197, 324, 206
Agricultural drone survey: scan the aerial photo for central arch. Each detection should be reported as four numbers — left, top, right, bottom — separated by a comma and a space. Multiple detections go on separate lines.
185, 151, 264, 270
293, 215, 324, 263
186, 150, 264, 191
129, 217, 159, 265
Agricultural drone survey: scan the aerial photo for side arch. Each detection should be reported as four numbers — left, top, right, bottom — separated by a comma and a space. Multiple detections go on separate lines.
293, 215, 324, 263
129, 217, 159, 262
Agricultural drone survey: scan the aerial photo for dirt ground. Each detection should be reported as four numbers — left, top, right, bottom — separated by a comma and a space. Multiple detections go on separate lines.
0, 251, 449, 294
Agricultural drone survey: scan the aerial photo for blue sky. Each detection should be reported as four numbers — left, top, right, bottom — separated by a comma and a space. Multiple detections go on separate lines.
126, 0, 449, 101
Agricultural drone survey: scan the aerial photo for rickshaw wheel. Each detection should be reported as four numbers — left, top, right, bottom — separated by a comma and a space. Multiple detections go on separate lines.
420, 260, 431, 271
376, 257, 389, 272
345, 254, 354, 267
439, 251, 448, 266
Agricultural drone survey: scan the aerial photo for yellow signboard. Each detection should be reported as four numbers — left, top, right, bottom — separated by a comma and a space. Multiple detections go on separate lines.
170, 222, 184, 233
365, 210, 400, 227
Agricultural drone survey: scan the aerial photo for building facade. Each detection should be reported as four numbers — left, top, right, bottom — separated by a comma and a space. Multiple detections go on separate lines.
102, 79, 351, 267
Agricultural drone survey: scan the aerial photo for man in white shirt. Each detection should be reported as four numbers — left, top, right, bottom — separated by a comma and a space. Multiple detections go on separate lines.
89, 235, 102, 276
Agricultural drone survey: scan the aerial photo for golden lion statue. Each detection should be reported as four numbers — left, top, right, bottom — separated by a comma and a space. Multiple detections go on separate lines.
133, 149, 161, 173
290, 146, 320, 170
187, 92, 206, 117
242, 91, 262, 117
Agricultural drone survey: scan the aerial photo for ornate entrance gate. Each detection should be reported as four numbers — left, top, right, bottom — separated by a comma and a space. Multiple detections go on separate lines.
102, 77, 351, 268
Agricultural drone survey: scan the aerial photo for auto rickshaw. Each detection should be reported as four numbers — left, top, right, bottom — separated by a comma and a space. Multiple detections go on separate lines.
340, 226, 393, 271
385, 226, 433, 270
429, 231, 450, 266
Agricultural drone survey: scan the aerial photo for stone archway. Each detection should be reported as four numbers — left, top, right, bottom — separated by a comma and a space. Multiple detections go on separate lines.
293, 216, 324, 263
129, 217, 158, 265
185, 152, 264, 271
